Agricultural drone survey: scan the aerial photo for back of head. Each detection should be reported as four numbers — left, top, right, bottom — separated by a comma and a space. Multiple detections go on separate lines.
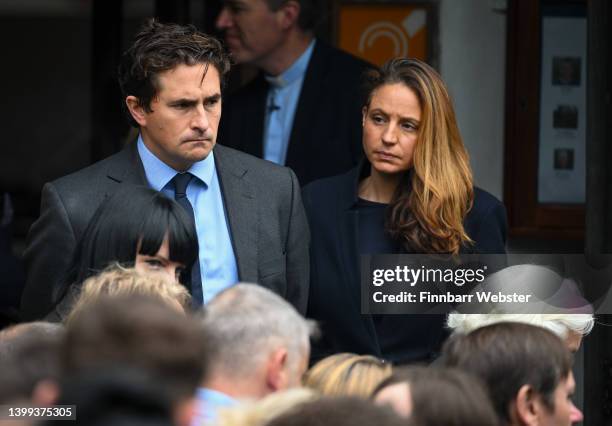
202, 284, 311, 383
303, 353, 391, 397
441, 322, 571, 425
118, 19, 230, 127
0, 321, 64, 403
219, 388, 319, 426
447, 312, 594, 341
45, 367, 175, 426
264, 397, 406, 426
62, 295, 206, 402
372, 366, 498, 426
66, 265, 191, 325
446, 265, 595, 344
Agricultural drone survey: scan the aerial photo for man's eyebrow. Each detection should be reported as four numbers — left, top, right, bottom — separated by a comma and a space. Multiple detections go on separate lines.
169, 98, 198, 105
205, 93, 222, 102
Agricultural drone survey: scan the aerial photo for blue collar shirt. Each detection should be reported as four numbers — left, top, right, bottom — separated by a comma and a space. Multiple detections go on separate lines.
263, 39, 316, 165
192, 388, 239, 426
137, 136, 239, 303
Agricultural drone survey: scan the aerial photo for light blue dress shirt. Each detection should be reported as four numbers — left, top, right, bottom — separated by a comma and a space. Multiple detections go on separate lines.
137, 136, 238, 303
263, 39, 316, 165
192, 388, 238, 426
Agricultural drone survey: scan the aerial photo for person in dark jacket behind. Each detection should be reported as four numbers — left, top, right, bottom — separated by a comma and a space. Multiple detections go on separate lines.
303, 58, 507, 364
216, 0, 372, 186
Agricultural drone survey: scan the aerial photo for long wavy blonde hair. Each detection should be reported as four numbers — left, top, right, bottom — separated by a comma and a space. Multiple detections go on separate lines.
365, 58, 474, 254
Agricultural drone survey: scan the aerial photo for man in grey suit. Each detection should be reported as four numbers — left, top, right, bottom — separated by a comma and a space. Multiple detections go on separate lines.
21, 20, 309, 320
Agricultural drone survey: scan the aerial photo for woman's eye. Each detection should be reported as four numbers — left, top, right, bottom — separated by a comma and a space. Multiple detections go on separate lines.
402, 122, 418, 132
372, 115, 385, 124
175, 267, 186, 280
145, 259, 163, 269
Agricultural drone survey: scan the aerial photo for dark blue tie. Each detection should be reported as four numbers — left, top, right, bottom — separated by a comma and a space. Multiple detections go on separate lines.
172, 173, 203, 305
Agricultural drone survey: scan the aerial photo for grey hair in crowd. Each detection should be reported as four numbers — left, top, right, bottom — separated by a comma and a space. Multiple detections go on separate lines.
447, 264, 594, 340
447, 313, 594, 339
201, 283, 314, 379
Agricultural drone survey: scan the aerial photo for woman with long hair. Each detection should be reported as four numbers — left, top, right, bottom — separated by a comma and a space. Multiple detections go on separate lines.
303, 58, 507, 364
48, 185, 198, 321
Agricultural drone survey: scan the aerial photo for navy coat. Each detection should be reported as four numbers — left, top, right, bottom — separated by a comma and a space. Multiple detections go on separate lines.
302, 165, 507, 364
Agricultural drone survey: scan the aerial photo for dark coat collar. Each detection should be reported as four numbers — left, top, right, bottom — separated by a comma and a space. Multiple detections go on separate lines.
106, 141, 147, 185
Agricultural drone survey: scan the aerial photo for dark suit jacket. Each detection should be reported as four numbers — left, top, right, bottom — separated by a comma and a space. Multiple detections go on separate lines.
21, 143, 310, 320
302, 166, 508, 364
219, 41, 372, 186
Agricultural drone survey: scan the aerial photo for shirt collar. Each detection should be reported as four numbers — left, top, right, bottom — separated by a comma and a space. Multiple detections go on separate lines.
264, 39, 316, 88
196, 388, 238, 407
137, 134, 215, 190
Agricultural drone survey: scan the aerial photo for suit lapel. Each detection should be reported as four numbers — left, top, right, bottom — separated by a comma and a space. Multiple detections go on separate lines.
106, 142, 147, 186
213, 145, 258, 283
98, 142, 147, 206
336, 167, 381, 353
285, 42, 329, 174
241, 76, 268, 158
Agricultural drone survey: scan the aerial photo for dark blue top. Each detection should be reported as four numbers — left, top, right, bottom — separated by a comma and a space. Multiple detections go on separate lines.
303, 164, 508, 364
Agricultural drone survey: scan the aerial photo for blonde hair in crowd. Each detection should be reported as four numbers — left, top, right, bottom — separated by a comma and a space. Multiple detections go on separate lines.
66, 264, 191, 324
218, 388, 319, 426
303, 353, 392, 398
366, 58, 474, 254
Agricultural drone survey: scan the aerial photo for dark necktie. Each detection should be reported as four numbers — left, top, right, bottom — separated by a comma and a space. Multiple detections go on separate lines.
172, 173, 203, 305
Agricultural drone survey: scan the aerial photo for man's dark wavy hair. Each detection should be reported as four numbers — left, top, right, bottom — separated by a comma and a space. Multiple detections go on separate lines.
118, 19, 230, 127
441, 322, 572, 426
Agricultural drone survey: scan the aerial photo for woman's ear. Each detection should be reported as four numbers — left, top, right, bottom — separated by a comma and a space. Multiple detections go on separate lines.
125, 96, 147, 126
362, 106, 368, 127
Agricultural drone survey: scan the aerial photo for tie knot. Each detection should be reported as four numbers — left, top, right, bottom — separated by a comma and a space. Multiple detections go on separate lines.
173, 173, 193, 198
265, 75, 285, 89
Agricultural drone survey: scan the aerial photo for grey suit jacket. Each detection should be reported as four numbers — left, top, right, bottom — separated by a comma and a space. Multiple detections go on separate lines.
21, 143, 310, 320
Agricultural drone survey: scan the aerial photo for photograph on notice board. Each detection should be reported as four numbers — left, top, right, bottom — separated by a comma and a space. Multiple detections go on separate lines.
553, 105, 578, 129
554, 148, 574, 170
552, 56, 581, 86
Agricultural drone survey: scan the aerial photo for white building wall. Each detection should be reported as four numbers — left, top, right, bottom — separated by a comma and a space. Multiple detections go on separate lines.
439, 0, 507, 200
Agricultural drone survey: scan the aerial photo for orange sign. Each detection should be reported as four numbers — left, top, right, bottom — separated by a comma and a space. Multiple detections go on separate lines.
339, 5, 428, 67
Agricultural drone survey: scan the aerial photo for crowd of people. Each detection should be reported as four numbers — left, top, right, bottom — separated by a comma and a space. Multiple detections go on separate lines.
0, 265, 593, 426
1, 0, 597, 425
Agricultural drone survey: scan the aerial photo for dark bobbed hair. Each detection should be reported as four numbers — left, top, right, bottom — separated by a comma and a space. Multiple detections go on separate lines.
118, 19, 230, 127
266, 0, 323, 31
441, 322, 572, 425
371, 366, 499, 426
60, 185, 198, 298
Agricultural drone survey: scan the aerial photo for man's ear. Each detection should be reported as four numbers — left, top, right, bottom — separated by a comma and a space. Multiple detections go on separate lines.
31, 380, 60, 406
277, 0, 300, 30
265, 347, 289, 392
125, 96, 148, 127
514, 384, 542, 426
174, 397, 196, 426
